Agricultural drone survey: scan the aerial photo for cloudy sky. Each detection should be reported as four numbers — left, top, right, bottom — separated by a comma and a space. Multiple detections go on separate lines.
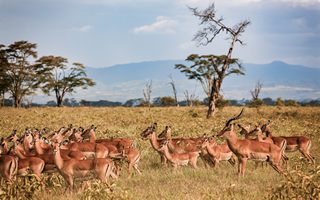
0, 0, 319, 68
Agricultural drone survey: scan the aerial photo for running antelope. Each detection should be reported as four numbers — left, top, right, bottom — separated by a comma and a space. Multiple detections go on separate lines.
217, 109, 284, 176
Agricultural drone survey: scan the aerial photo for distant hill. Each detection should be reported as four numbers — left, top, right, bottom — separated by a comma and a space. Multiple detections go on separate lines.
83, 60, 320, 102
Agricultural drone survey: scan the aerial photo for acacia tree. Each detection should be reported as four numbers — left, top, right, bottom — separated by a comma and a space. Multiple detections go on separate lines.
0, 44, 10, 106
176, 54, 244, 118
36, 55, 95, 107
3, 41, 40, 107
176, 3, 250, 118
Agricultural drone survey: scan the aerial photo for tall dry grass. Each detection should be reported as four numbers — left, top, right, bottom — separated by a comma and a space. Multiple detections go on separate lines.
0, 106, 319, 199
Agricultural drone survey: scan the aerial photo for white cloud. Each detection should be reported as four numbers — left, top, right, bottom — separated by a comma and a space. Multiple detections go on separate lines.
133, 16, 177, 34
179, 0, 320, 7
72, 25, 93, 32
263, 85, 314, 92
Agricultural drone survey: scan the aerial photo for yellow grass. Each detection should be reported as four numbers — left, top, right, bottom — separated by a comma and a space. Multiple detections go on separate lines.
0, 106, 319, 199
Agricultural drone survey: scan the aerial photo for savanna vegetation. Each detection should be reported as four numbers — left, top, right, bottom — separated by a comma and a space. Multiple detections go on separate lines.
0, 106, 319, 199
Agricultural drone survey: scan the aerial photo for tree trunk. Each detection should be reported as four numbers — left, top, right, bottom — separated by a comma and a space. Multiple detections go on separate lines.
56, 96, 63, 107
207, 92, 218, 118
0, 91, 4, 107
14, 96, 21, 108
206, 81, 220, 118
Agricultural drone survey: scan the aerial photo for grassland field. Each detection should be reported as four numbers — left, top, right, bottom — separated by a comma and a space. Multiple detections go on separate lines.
0, 106, 319, 199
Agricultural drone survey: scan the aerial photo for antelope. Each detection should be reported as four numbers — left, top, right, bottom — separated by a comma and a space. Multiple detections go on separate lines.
33, 133, 86, 160
51, 141, 116, 191
10, 142, 45, 182
80, 125, 134, 149
0, 138, 18, 183
238, 123, 288, 165
158, 140, 200, 171
217, 109, 284, 176
140, 123, 167, 166
261, 120, 314, 164
200, 137, 235, 167
118, 144, 141, 178
158, 125, 216, 168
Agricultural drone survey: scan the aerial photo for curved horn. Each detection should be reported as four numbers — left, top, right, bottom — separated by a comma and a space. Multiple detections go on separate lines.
225, 108, 244, 128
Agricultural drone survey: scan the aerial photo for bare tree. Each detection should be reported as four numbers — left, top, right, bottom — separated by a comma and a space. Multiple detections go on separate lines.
143, 80, 152, 105
168, 75, 178, 106
250, 81, 263, 100
184, 89, 197, 107
176, 3, 250, 118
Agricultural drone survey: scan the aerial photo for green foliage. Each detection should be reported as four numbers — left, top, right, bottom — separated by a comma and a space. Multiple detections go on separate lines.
216, 97, 230, 108
275, 98, 285, 106
248, 98, 264, 108
160, 96, 176, 106
285, 99, 300, 107
269, 165, 320, 200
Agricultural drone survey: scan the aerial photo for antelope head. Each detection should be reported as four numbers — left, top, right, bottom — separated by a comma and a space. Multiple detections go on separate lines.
217, 108, 244, 138
237, 123, 251, 136
200, 136, 216, 149
140, 123, 157, 139
158, 126, 172, 139
6, 130, 18, 143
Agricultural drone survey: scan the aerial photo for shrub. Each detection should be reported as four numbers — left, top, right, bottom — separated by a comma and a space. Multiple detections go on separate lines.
275, 98, 285, 106
269, 165, 320, 200
248, 98, 264, 108
79, 181, 130, 200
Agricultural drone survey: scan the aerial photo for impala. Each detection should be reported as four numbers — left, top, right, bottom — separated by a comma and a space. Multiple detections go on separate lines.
10, 142, 45, 182
261, 120, 314, 164
239, 123, 288, 165
200, 137, 235, 167
140, 123, 168, 166
217, 109, 284, 176
52, 141, 116, 191
118, 144, 141, 177
158, 140, 200, 171
0, 138, 18, 183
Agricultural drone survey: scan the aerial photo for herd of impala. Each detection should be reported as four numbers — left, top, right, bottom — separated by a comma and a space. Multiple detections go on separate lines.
0, 109, 315, 191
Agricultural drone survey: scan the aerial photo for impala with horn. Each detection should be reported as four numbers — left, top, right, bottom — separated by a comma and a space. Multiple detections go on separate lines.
217, 108, 284, 176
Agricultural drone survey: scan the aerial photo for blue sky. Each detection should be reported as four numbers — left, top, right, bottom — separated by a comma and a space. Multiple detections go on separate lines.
0, 0, 319, 68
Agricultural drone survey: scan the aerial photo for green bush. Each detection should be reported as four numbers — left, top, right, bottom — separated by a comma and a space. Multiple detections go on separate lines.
248, 99, 264, 108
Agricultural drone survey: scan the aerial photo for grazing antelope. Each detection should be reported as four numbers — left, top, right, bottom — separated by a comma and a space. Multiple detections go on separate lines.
261, 120, 314, 164
158, 140, 200, 171
200, 137, 235, 167
52, 142, 115, 191
0, 138, 18, 183
217, 109, 284, 176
